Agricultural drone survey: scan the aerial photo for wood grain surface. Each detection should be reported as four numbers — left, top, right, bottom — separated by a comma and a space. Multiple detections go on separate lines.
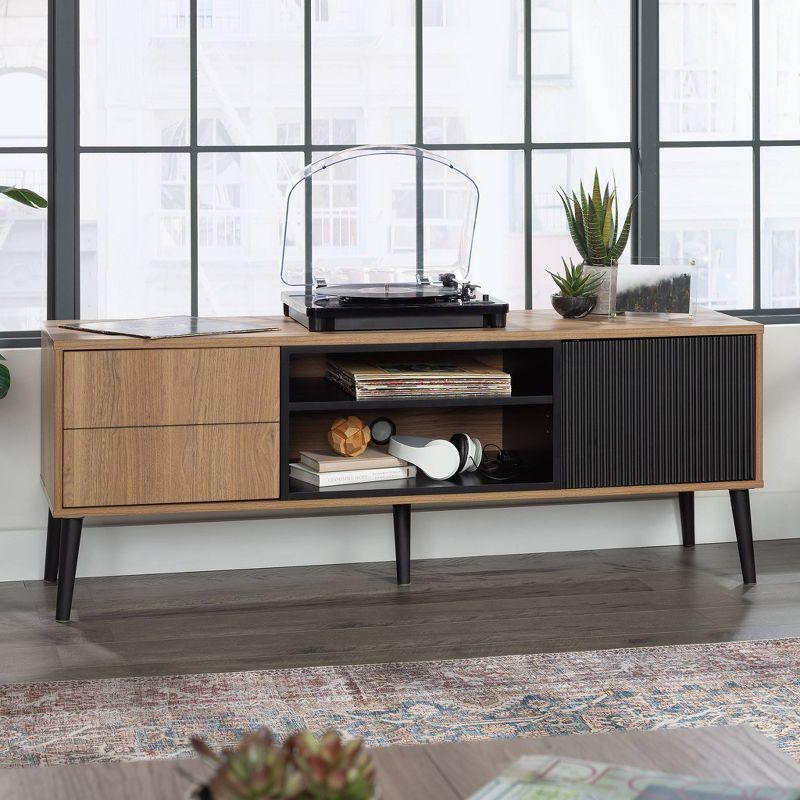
63, 347, 280, 428
0, 728, 796, 800
288, 350, 507, 380
3, 541, 800, 683
41, 308, 764, 518
40, 332, 59, 507
52, 478, 761, 518
42, 309, 763, 352
62, 423, 280, 507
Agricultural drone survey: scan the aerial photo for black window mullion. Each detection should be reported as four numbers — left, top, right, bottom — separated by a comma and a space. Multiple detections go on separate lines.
50, 0, 80, 320
630, 0, 639, 262
752, 0, 761, 313
304, 0, 313, 287
524, 0, 532, 309
190, 0, 199, 316
415, 0, 424, 278
637, 0, 660, 263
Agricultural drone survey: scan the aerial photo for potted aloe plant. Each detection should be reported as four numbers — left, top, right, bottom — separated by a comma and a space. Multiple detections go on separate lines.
548, 258, 605, 318
0, 185, 48, 400
190, 728, 377, 800
557, 170, 634, 315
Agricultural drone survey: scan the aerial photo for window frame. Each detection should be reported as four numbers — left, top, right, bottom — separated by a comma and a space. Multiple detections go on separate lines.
3, 0, 793, 349
654, 0, 800, 322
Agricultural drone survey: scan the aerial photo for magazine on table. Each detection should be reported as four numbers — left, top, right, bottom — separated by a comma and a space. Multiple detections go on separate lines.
467, 755, 800, 800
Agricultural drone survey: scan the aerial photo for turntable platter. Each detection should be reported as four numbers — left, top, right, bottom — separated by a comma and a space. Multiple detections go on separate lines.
315, 284, 460, 305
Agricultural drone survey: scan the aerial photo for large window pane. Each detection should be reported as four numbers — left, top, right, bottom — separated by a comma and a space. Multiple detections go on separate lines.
761, 147, 800, 308
660, 0, 752, 141
304, 148, 416, 285
426, 150, 525, 309
532, 148, 631, 309
532, 0, 630, 144
198, 1, 304, 146
0, 0, 47, 147
0, 154, 47, 330
312, 0, 415, 145
81, 154, 191, 317
660, 147, 752, 309
80, 1, 191, 146
198, 151, 304, 315
423, 0, 523, 143
761, 0, 800, 139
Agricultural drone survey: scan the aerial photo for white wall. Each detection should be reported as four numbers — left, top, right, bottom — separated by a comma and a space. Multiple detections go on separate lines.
1, 326, 799, 583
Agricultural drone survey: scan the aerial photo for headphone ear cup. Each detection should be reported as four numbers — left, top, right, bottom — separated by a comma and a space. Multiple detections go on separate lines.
461, 436, 481, 472
470, 438, 483, 472
449, 433, 470, 474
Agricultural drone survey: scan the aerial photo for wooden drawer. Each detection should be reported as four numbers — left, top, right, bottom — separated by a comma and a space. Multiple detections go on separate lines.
63, 423, 279, 507
63, 347, 279, 429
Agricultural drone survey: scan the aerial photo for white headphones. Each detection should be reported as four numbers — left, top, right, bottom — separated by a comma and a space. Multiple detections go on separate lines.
388, 434, 483, 480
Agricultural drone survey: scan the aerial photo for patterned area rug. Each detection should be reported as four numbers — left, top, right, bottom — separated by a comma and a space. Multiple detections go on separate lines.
2, 638, 800, 768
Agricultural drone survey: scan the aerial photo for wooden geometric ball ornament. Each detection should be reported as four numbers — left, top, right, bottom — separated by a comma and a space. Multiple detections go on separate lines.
328, 415, 372, 457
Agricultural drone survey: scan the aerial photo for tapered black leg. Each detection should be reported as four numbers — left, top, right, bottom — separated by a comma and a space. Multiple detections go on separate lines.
44, 512, 62, 583
729, 490, 756, 585
56, 518, 83, 622
678, 492, 695, 548
393, 504, 411, 585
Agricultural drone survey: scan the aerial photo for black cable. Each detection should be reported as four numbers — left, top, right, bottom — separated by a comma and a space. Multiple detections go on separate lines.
472, 443, 522, 482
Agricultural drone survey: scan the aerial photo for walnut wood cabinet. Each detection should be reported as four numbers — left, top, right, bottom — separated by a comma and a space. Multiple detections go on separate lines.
41, 310, 763, 621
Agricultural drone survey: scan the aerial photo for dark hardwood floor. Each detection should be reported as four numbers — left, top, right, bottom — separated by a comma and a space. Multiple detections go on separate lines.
2, 539, 800, 684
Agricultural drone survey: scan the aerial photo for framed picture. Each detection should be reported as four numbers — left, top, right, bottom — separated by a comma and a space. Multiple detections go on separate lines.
615, 265, 692, 315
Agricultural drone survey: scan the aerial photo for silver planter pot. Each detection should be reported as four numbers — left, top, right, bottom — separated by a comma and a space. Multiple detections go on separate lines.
585, 264, 618, 316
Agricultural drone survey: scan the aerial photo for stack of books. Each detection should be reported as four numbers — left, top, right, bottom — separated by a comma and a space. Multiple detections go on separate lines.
326, 357, 512, 400
290, 448, 416, 487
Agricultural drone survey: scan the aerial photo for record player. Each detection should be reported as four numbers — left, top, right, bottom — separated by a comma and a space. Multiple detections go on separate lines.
279, 146, 509, 332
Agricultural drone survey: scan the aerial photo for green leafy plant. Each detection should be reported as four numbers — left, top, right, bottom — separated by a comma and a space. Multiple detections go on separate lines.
0, 185, 47, 401
0, 185, 47, 209
191, 728, 376, 800
557, 170, 634, 266
547, 258, 605, 298
0, 355, 8, 400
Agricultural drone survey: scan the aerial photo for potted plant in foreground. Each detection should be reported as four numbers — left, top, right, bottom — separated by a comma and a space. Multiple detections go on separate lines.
557, 170, 634, 315
0, 185, 48, 400
548, 258, 605, 319
189, 728, 377, 799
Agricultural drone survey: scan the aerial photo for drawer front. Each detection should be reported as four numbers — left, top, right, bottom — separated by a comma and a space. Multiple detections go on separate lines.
560, 335, 756, 488
63, 347, 279, 428
63, 423, 279, 507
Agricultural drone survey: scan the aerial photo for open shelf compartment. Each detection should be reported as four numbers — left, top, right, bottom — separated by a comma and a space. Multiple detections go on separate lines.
285, 341, 555, 410
280, 342, 560, 501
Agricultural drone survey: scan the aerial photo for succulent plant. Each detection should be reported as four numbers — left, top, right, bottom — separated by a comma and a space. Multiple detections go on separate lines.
283, 730, 375, 800
547, 258, 606, 298
191, 728, 376, 800
191, 729, 306, 800
557, 170, 634, 266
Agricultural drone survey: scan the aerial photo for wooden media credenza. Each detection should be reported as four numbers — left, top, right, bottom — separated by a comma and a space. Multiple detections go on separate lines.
40, 309, 764, 621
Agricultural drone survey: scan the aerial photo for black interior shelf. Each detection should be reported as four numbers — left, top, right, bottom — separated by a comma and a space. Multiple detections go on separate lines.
287, 470, 556, 500
288, 377, 553, 411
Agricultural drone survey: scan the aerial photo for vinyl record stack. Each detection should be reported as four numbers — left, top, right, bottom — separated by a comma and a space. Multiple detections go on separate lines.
326, 357, 511, 399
